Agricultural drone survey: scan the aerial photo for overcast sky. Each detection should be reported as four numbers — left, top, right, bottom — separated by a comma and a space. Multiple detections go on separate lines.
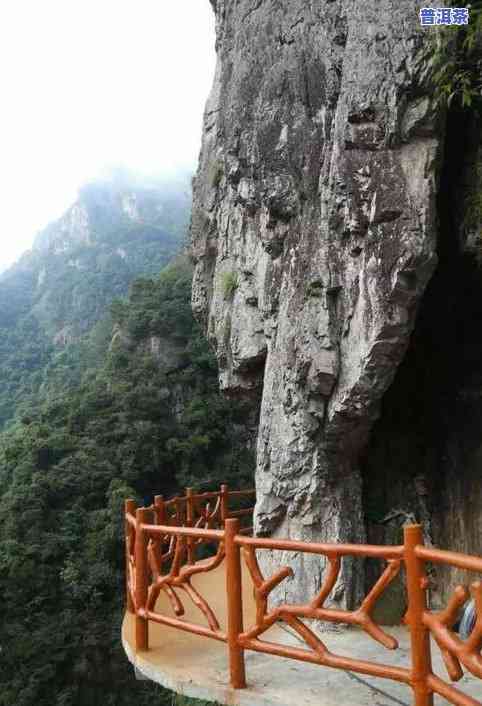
0, 1, 216, 270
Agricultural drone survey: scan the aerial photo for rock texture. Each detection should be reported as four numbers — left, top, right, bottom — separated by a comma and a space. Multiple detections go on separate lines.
192, 0, 442, 606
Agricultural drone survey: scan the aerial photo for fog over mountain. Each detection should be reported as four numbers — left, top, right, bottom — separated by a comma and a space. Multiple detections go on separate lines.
0, 0, 215, 271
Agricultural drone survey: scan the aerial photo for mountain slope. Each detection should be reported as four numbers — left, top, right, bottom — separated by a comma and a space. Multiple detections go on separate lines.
0, 259, 254, 706
0, 175, 191, 428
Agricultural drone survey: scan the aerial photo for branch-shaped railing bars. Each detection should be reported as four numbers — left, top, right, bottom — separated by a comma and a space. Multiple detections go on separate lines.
240, 543, 402, 649
124, 487, 482, 706
125, 485, 255, 649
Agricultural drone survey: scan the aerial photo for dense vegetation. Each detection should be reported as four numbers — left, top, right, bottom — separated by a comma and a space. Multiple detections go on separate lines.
418, 0, 482, 110
0, 259, 253, 706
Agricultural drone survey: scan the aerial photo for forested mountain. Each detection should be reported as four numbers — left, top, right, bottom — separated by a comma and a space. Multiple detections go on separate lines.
0, 174, 254, 705
0, 174, 191, 428
0, 258, 254, 705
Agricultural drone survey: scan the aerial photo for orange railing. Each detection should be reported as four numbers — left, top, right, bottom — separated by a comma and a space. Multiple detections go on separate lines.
124, 486, 482, 706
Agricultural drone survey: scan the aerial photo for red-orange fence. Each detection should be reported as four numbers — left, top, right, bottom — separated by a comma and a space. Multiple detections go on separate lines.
124, 486, 482, 706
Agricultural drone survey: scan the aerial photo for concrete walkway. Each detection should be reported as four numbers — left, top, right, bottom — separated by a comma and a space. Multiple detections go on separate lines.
122, 562, 481, 706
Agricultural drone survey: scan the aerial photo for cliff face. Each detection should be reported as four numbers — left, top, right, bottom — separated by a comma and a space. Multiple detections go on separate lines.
192, 0, 443, 606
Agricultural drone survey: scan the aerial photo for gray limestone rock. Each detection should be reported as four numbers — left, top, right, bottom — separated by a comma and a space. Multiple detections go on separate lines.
192, 0, 442, 609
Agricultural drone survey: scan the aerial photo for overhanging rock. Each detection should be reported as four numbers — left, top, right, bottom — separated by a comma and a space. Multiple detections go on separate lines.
191, 0, 443, 607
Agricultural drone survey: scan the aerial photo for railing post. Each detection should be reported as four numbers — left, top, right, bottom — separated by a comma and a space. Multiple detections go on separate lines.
221, 483, 229, 525
153, 495, 166, 565
225, 518, 246, 689
186, 487, 195, 565
174, 496, 182, 527
135, 507, 150, 651
404, 524, 434, 706
154, 494, 165, 525
125, 499, 136, 614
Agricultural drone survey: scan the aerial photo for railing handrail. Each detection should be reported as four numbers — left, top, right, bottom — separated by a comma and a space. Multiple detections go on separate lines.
237, 534, 405, 559
416, 545, 482, 574
124, 485, 482, 706
126, 516, 482, 574
153, 488, 256, 506
142, 524, 224, 541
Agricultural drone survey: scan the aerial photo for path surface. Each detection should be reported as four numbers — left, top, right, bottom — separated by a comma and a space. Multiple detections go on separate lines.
122, 562, 481, 706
